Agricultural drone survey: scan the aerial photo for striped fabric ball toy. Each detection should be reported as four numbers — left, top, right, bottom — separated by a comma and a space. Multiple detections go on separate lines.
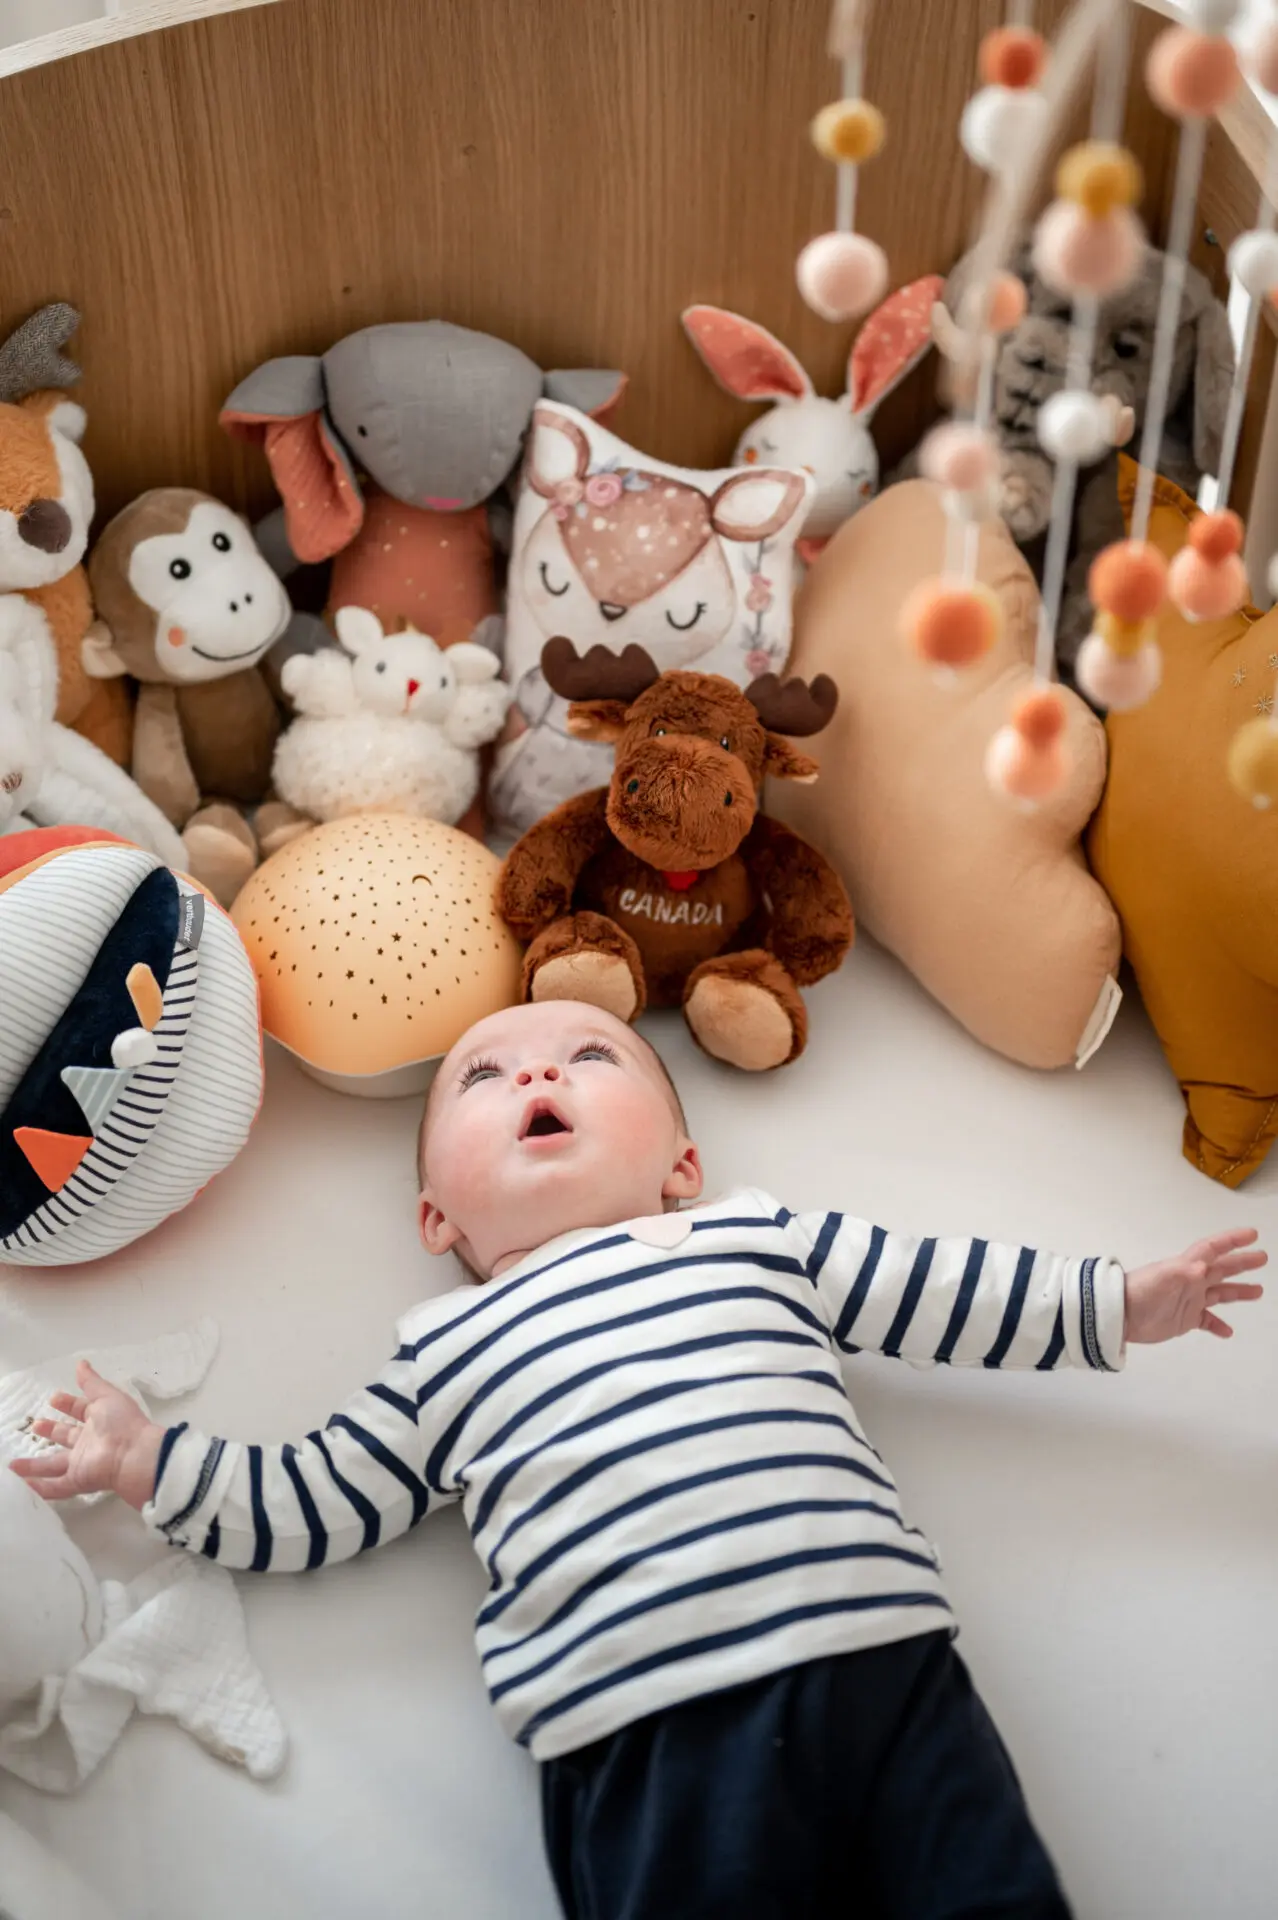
0, 828, 262, 1267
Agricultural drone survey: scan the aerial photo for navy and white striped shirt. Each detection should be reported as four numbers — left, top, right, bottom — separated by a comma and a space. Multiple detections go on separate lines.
145, 1189, 1125, 1760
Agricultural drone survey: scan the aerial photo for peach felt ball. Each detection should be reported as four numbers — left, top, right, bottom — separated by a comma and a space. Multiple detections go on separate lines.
978, 25, 1047, 90
1089, 540, 1169, 622
1032, 200, 1144, 299
985, 688, 1070, 806
1146, 27, 1240, 118
796, 233, 889, 322
1075, 620, 1163, 712
958, 271, 1027, 334
1169, 512, 1250, 620
919, 423, 998, 493
1228, 716, 1278, 809
899, 579, 1003, 671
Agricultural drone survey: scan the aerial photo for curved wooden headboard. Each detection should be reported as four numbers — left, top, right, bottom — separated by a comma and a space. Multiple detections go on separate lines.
0, 0, 1262, 533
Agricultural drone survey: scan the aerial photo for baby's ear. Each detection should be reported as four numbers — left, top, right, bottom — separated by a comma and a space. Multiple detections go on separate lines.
418, 1193, 462, 1256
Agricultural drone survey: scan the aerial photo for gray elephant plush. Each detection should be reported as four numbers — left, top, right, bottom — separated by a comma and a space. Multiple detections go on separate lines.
221, 320, 626, 684
895, 241, 1234, 695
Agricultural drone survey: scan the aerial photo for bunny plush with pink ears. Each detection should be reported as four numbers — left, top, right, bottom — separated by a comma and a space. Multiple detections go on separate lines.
683, 277, 943, 554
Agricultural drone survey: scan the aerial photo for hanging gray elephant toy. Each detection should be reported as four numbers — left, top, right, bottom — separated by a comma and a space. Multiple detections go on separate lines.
221, 321, 626, 684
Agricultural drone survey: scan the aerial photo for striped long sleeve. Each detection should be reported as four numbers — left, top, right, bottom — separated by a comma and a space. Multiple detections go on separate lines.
143, 1189, 1124, 1758
789, 1208, 1126, 1372
143, 1364, 458, 1573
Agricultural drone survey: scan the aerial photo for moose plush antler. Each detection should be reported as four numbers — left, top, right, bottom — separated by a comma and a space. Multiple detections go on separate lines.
499, 639, 854, 1071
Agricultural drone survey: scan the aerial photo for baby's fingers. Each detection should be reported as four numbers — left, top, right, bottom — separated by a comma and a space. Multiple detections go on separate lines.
76, 1359, 117, 1401
1206, 1282, 1264, 1307
1193, 1228, 1260, 1263
47, 1390, 88, 1422
1209, 1248, 1268, 1282
32, 1416, 80, 1450
1200, 1309, 1235, 1338
8, 1453, 74, 1494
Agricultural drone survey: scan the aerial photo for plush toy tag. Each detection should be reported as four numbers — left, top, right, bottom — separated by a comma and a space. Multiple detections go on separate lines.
177, 889, 205, 952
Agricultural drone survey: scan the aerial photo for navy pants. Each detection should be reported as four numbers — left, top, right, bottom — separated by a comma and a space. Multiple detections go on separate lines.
541, 1632, 1071, 1920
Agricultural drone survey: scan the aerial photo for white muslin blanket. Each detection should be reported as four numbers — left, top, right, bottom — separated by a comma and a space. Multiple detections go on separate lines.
0, 1319, 287, 1792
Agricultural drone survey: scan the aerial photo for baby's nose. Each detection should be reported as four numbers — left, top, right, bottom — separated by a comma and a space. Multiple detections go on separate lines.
514, 1062, 562, 1086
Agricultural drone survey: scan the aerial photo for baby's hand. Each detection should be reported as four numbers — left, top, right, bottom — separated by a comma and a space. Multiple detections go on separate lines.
1125, 1230, 1266, 1344
8, 1360, 164, 1511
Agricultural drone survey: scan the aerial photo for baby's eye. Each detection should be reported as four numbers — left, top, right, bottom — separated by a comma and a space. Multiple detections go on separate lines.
459, 1057, 501, 1090
376, 661, 387, 673
573, 1041, 620, 1065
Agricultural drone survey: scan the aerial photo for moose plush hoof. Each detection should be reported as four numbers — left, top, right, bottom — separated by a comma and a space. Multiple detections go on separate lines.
685, 975, 798, 1071
182, 805, 258, 908
531, 950, 640, 1023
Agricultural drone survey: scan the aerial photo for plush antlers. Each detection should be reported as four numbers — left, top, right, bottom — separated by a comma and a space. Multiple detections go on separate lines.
0, 304, 82, 405
541, 638, 663, 705
542, 638, 837, 739
745, 672, 839, 737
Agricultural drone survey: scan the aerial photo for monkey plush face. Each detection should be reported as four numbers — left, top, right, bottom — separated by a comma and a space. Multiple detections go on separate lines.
86, 489, 291, 687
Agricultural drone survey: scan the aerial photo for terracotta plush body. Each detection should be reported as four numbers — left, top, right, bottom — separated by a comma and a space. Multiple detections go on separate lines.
499, 641, 853, 1070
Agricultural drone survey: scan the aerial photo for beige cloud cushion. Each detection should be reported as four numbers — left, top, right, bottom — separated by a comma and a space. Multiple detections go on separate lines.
772, 480, 1121, 1070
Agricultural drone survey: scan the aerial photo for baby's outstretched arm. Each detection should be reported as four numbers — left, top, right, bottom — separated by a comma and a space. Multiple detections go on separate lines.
790, 1209, 1264, 1372
10, 1344, 457, 1571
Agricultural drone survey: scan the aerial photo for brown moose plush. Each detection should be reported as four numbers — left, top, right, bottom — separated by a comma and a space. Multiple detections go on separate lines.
498, 639, 853, 1070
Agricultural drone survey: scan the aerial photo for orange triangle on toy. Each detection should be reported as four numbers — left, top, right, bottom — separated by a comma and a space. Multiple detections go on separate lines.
13, 1126, 93, 1192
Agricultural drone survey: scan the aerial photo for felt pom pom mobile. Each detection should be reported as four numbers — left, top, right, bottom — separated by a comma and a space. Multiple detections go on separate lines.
791, 0, 1278, 812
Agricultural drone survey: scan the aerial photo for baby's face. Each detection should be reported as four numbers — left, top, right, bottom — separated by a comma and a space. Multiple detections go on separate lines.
419, 1002, 702, 1278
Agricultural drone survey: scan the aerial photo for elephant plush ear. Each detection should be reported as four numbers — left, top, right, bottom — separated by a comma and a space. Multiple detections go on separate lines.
543, 368, 628, 424
220, 357, 364, 564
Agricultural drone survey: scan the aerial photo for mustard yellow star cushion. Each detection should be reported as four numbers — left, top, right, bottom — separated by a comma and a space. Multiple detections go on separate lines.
1087, 459, 1278, 1187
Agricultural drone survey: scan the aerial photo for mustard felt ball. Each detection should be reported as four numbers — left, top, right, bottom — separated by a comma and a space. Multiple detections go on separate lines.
1092, 610, 1157, 660
811, 98, 886, 165
1055, 142, 1143, 219
1228, 716, 1278, 809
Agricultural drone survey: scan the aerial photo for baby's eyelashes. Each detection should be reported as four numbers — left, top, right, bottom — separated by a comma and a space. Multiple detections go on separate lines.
458, 1056, 502, 1092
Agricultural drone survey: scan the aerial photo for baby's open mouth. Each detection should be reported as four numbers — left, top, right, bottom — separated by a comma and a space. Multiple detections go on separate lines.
519, 1099, 573, 1141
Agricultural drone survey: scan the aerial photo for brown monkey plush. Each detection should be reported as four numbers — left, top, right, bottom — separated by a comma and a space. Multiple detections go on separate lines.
85, 488, 307, 905
498, 639, 853, 1070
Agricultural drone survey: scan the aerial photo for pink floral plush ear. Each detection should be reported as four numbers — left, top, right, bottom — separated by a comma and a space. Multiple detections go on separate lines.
847, 274, 945, 419
682, 306, 814, 403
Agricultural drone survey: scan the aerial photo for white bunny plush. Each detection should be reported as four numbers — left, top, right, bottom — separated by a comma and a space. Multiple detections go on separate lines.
0, 595, 186, 862
682, 277, 943, 548
272, 606, 511, 825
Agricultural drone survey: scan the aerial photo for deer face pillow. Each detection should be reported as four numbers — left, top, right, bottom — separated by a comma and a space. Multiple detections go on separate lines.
492, 401, 812, 841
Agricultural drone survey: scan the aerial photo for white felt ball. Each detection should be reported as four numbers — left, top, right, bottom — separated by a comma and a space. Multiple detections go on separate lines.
1228, 230, 1278, 300
112, 1027, 160, 1070
959, 86, 1048, 175
1186, 0, 1240, 29
795, 232, 889, 321
1037, 390, 1111, 464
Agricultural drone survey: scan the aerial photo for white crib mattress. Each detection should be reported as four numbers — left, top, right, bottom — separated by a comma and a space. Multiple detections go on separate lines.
2, 936, 1276, 1920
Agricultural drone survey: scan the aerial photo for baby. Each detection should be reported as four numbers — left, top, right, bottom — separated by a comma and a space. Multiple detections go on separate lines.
12, 1000, 1265, 1920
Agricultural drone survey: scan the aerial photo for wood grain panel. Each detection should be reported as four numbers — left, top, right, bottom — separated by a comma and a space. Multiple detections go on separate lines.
0, 0, 1180, 529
